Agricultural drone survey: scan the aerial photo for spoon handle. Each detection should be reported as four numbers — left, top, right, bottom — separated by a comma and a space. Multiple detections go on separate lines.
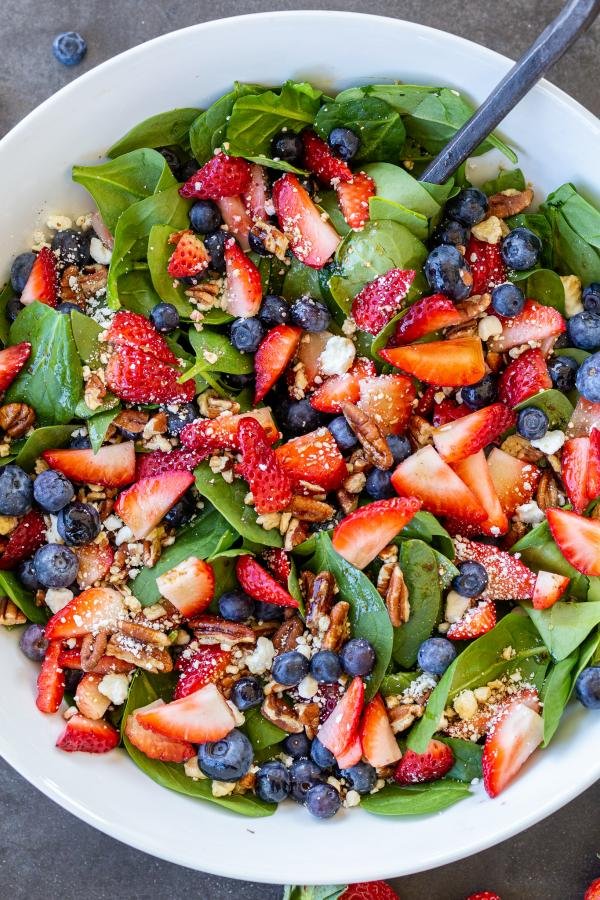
420, 0, 600, 184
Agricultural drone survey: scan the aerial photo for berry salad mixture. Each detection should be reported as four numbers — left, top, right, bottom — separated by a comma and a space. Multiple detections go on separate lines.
2, 79, 600, 821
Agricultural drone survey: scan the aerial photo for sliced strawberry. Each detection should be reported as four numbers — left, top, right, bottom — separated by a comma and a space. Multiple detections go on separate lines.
180, 407, 279, 453
254, 324, 302, 403
498, 348, 551, 408
332, 497, 421, 569
381, 336, 486, 387
114, 470, 194, 540
568, 397, 600, 438
358, 374, 416, 435
360, 694, 401, 768
45, 587, 125, 641
235, 555, 299, 608
36, 640, 65, 713
223, 238, 262, 317
317, 676, 365, 757
136, 682, 235, 742
336, 172, 376, 230
451, 451, 508, 536
125, 701, 195, 761
433, 403, 515, 463
275, 427, 348, 491
242, 164, 269, 222
20, 247, 57, 306
58, 649, 133, 674
136, 447, 207, 479
589, 427, 600, 500
466, 236, 506, 294
43, 442, 136, 488
453, 537, 536, 599
585, 878, 600, 900
296, 330, 334, 385
432, 397, 471, 427
351, 269, 416, 336
394, 738, 454, 785
179, 154, 251, 200
482, 693, 543, 797
261, 548, 291, 585
272, 173, 340, 268
532, 570, 570, 610
0, 342, 31, 392
56, 714, 120, 753
217, 196, 253, 251
447, 598, 497, 639
340, 882, 399, 900
465, 894, 502, 900
309, 358, 375, 414
75, 673, 111, 720
562, 437, 591, 514
173, 646, 232, 700
156, 556, 214, 618
302, 130, 352, 186
491, 299, 566, 352
486, 448, 541, 518
335, 731, 363, 769
105, 346, 194, 404
546, 508, 600, 576
390, 293, 463, 346
237, 416, 292, 514
75, 540, 115, 589
105, 310, 178, 364
0, 509, 45, 570
167, 230, 209, 278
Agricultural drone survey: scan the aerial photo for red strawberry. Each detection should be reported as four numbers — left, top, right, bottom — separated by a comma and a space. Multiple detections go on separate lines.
453, 537, 536, 599
75, 540, 115, 589
43, 442, 136, 488
114, 470, 194, 539
261, 548, 291, 585
235, 555, 299, 608
466, 893, 502, 900
491, 299, 566, 352
415, 384, 436, 418
237, 416, 292, 514
20, 247, 57, 306
173, 646, 231, 700
242, 164, 269, 221
302, 129, 352, 186
390, 293, 463, 346
381, 336, 486, 387
275, 428, 348, 491
36, 640, 65, 713
254, 324, 302, 403
589, 427, 600, 494
561, 437, 591, 513
179, 154, 251, 200
217, 196, 253, 251
75, 673, 111, 720
156, 557, 215, 618
358, 374, 416, 435
335, 731, 363, 769
391, 445, 486, 524
336, 172, 376, 229
351, 268, 416, 336
482, 692, 543, 797
0, 342, 31, 392
272, 173, 340, 268
546, 507, 600, 576
136, 447, 207, 479
433, 403, 515, 464
45, 586, 125, 641
486, 448, 541, 518
106, 345, 194, 404
180, 408, 279, 453
105, 310, 178, 364
223, 238, 262, 317
296, 330, 334, 384
451, 451, 508, 536
125, 702, 195, 761
0, 509, 45, 570
585, 878, 600, 900
167, 230, 209, 278
317, 676, 365, 757
56, 714, 120, 753
465, 236, 506, 294
498, 348, 551, 407
433, 397, 471, 427
58, 648, 133, 674
394, 738, 454, 785
532, 570, 570, 610
136, 682, 235, 742
360, 694, 402, 767
310, 358, 376, 414
340, 882, 399, 900
447, 599, 497, 639
332, 497, 421, 569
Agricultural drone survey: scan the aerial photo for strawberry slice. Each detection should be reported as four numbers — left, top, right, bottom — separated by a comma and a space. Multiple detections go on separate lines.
237, 416, 292, 514
432, 403, 515, 464
336, 172, 376, 230
223, 238, 262, 317
482, 693, 543, 797
390, 293, 463, 346
0, 509, 45, 570
275, 427, 347, 491
340, 883, 399, 900
156, 557, 214, 619
136, 447, 207, 479
43, 442, 136, 488
394, 738, 454, 785
75, 673, 111, 720
357, 374, 416, 435
335, 731, 363, 769
261, 548, 291, 585
272, 173, 340, 268
75, 540, 115, 589
0, 342, 31, 392
114, 470, 194, 540
317, 676, 365, 758
105, 310, 178, 364
391, 445, 486, 524
20, 247, 57, 306
588, 427, 600, 500
498, 348, 551, 407
546, 508, 600, 576
179, 154, 252, 200
180, 407, 279, 453
561, 437, 591, 514
568, 397, 600, 438
451, 451, 508, 536
490, 299, 566, 352
432, 397, 471, 427
453, 537, 536, 599
465, 237, 506, 294
36, 640, 65, 713
235, 555, 299, 608
351, 269, 416, 336
486, 448, 541, 518
216, 196, 252, 250
380, 336, 486, 387
302, 130, 352, 186
136, 682, 235, 743
296, 330, 334, 385
532, 570, 570, 610
242, 164, 269, 221
173, 646, 232, 700
310, 358, 375, 414
585, 880, 600, 900
254, 324, 302, 403
45, 587, 125, 641
167, 230, 209, 278
105, 345, 194, 404
125, 701, 195, 761
360, 694, 402, 768
56, 714, 120, 753
332, 497, 421, 569
447, 598, 497, 639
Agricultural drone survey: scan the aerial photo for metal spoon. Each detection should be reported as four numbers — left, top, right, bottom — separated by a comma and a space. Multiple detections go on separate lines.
420, 0, 600, 184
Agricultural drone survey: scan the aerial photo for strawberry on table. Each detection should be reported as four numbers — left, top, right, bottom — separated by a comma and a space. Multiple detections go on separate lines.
546, 507, 600, 576
43, 442, 136, 488
237, 416, 292, 514
0, 342, 31, 392
36, 640, 65, 714
19, 247, 57, 306
0, 509, 45, 570
317, 676, 364, 758
253, 324, 302, 403
447, 599, 497, 639
531, 570, 570, 609
223, 238, 262, 317
489, 299, 566, 352
56, 714, 120, 753
465, 236, 506, 294
340, 882, 399, 900
45, 587, 125, 640
275, 427, 348, 491
360, 694, 402, 767
336, 172, 376, 230
179, 154, 252, 200
272, 173, 340, 268
358, 374, 416, 435
167, 230, 209, 278
486, 447, 541, 517
125, 702, 196, 761
136, 682, 236, 743
114, 469, 194, 539
351, 268, 417, 335
332, 496, 421, 569
390, 292, 463, 346
482, 692, 543, 797
105, 345, 195, 404
380, 336, 486, 387
235, 555, 299, 608
432, 403, 515, 463
173, 646, 232, 700
453, 537, 536, 599
394, 738, 454, 784
105, 310, 178, 364
156, 556, 215, 619
302, 129, 353, 186
498, 347, 552, 407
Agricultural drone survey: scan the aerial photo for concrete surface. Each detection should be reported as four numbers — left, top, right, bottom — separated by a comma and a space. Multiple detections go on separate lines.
1, 1, 599, 897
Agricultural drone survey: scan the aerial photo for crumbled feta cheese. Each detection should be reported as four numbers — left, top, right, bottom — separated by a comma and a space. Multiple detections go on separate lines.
474, 685, 491, 703
344, 789, 361, 808
45, 515, 63, 544
471, 215, 504, 244
445, 590, 472, 623
211, 780, 236, 797
515, 500, 545, 525
44, 588, 74, 614
245, 637, 276, 675
297, 674, 319, 699
46, 214, 72, 231
453, 689, 478, 721
560, 274, 583, 317
184, 757, 206, 780
318, 336, 356, 376
530, 429, 565, 454
478, 315, 503, 342
103, 514, 124, 532
98, 673, 130, 706
115, 525, 133, 546
89, 236, 112, 265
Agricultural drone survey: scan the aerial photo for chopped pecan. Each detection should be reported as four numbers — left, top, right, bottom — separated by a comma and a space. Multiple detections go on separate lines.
444, 321, 478, 339
296, 701, 320, 739
485, 350, 504, 374
106, 633, 173, 673
251, 620, 280, 639
336, 488, 358, 515
78, 264, 108, 299
0, 597, 26, 626
322, 600, 350, 652
143, 411, 168, 436
288, 495, 334, 522
261, 693, 303, 733
385, 564, 410, 627
341, 402, 393, 470
536, 469, 559, 510
500, 433, 544, 463
114, 409, 149, 436
500, 519, 527, 550
408, 414, 434, 449
0, 403, 35, 438
201, 393, 240, 419
455, 292, 491, 320
343, 472, 367, 494
233, 771, 257, 794
59, 265, 86, 306
346, 448, 371, 475
299, 570, 316, 603
191, 615, 256, 646
389, 703, 424, 734
250, 220, 289, 260
84, 373, 108, 412
80, 630, 110, 672
284, 517, 309, 551
143, 529, 164, 568
306, 571, 336, 634
184, 276, 223, 311
119, 619, 170, 647
272, 615, 305, 652
488, 188, 534, 219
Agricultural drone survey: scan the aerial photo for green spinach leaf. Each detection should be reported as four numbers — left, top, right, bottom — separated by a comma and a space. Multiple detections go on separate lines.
0, 282, 13, 346
380, 671, 420, 696
314, 98, 406, 163
481, 168, 526, 195
189, 83, 266, 164
363, 162, 441, 219
283, 887, 346, 900
398, 510, 454, 559
242, 707, 286, 750
541, 184, 600, 283
117, 268, 163, 316
524, 600, 600, 661
282, 257, 325, 300
13, 425, 76, 472
393, 540, 442, 668
361, 779, 471, 816
87, 406, 121, 453
441, 737, 483, 782
147, 224, 194, 315
368, 197, 429, 240
108, 108, 202, 157
524, 269, 566, 315
186, 327, 254, 376
514, 389, 574, 430
0, 570, 47, 624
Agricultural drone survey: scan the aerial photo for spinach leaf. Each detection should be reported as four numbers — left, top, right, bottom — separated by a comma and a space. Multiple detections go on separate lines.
393, 540, 442, 668
441, 737, 483, 782
87, 406, 121, 454
242, 707, 286, 750
368, 198, 429, 241
0, 570, 47, 624
282, 256, 325, 300
541, 184, 600, 283
108, 108, 202, 157
70, 309, 104, 364
283, 887, 346, 900
186, 328, 254, 376
13, 425, 76, 472
361, 779, 471, 816
434, 551, 460, 590
363, 162, 441, 219
514, 530, 588, 600
117, 268, 163, 316
147, 224, 194, 315
380, 671, 420, 696
524, 269, 566, 315
514, 389, 573, 430
316, 192, 351, 239
0, 282, 13, 346
540, 652, 578, 746
189, 83, 266, 164
524, 601, 600, 661
398, 510, 454, 559
314, 98, 406, 163
481, 168, 526, 195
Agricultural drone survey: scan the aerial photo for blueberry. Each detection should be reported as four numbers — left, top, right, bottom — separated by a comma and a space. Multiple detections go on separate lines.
56, 302, 82, 315
272, 650, 310, 687
328, 416, 358, 452
310, 738, 336, 771
51, 229, 90, 268
567, 311, 600, 352
341, 761, 377, 794
57, 502, 100, 546
166, 402, 198, 436
417, 637, 457, 675
69, 431, 91, 449
386, 434, 411, 464
501, 227, 541, 271
204, 230, 227, 273
179, 159, 200, 182
583, 283, 600, 314
272, 131, 304, 165
150, 302, 179, 334
299, 175, 319, 198
340, 638, 375, 677
33, 470, 74, 513
6, 295, 22, 323
491, 282, 525, 317
248, 227, 272, 257
310, 650, 342, 684
306, 782, 341, 818
553, 332, 570, 351
33, 544, 79, 588
365, 468, 395, 499
18, 623, 48, 663
328, 127, 360, 161
157, 147, 181, 177
221, 372, 255, 391
290, 297, 331, 332
197, 728, 253, 781
18, 559, 39, 592
576, 352, 600, 402
283, 733, 311, 759
163, 492, 196, 528
290, 757, 323, 803
424, 245, 472, 301
10, 252, 36, 294
517, 406, 548, 440
52, 31, 87, 66
259, 294, 290, 326
189, 199, 222, 234
256, 760, 291, 802
231, 676, 264, 711
281, 399, 324, 436
574, 666, 600, 709
461, 374, 498, 410
434, 219, 470, 248
446, 188, 488, 227
548, 355, 579, 392
0, 465, 32, 516
254, 600, 285, 622
218, 589, 255, 622
452, 560, 488, 597
230, 317, 265, 353
64, 668, 83, 695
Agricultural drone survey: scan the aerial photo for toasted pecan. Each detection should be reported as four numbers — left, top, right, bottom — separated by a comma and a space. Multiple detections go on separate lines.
341, 402, 393, 470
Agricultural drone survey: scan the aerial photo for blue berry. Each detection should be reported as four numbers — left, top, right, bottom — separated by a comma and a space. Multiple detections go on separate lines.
163, 492, 196, 528
51, 229, 90, 268
305, 782, 341, 818
340, 638, 375, 677
150, 302, 179, 334
328, 416, 358, 452
341, 761, 377, 794
567, 311, 600, 352
386, 434, 411, 464
179, 159, 200, 182
576, 352, 600, 403
197, 729, 253, 781
272, 650, 310, 687
189, 200, 222, 234
157, 147, 181, 177
64, 669, 83, 695
57, 302, 81, 315
501, 227, 541, 270
446, 188, 488, 226
491, 282, 525, 317
365, 468, 395, 499
256, 760, 291, 802
33, 470, 74, 513
10, 252, 36, 294
281, 399, 324, 436
230, 317, 265, 352
254, 600, 285, 621
461, 374, 498, 410
0, 465, 32, 516
548, 355, 579, 392
310, 650, 342, 684
583, 283, 600, 313
517, 406, 548, 440
424, 245, 472, 301
434, 219, 470, 248
290, 297, 331, 332
6, 295, 22, 323
33, 544, 78, 588
290, 757, 322, 803
272, 131, 303, 165
218, 589, 255, 622
259, 294, 290, 326
18, 623, 48, 663
452, 560, 488, 597
204, 230, 227, 272
417, 637, 457, 675
574, 666, 600, 709
18, 559, 39, 592
166, 402, 198, 436
231, 676, 263, 711
52, 31, 87, 66
328, 127, 360, 161
70, 431, 91, 449
57, 502, 100, 546
248, 227, 272, 257
283, 732, 311, 759
310, 738, 336, 771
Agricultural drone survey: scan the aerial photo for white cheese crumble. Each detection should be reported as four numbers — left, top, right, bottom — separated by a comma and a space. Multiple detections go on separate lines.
445, 590, 472, 623
478, 315, 503, 342
89, 236, 113, 265
244, 637, 276, 675
98, 673, 130, 706
297, 674, 319, 699
530, 429, 566, 454
318, 336, 356, 376
515, 500, 546, 525
44, 588, 73, 614
560, 274, 583, 317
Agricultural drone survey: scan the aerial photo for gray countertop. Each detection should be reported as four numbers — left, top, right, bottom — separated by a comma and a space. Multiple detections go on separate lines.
1, 1, 599, 897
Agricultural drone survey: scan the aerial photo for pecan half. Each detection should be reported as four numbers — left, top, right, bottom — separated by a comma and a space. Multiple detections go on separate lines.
305, 571, 336, 634
261, 693, 303, 733
536, 469, 559, 510
284, 517, 310, 551
0, 403, 35, 438
0, 597, 26, 626
143, 529, 164, 568
296, 701, 320, 739
272, 616, 305, 652
408, 414, 434, 449
341, 402, 393, 470
322, 600, 350, 652
488, 188, 534, 219
385, 564, 410, 627
119, 619, 170, 647
250, 220, 289, 260
191, 615, 256, 646
288, 495, 334, 523
500, 433, 544, 463
114, 409, 149, 436
80, 630, 110, 672
299, 571, 316, 603
106, 632, 173, 673
455, 292, 491, 320
389, 703, 424, 734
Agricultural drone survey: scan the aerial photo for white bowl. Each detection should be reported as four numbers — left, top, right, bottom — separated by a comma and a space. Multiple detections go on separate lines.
1, 10, 599, 886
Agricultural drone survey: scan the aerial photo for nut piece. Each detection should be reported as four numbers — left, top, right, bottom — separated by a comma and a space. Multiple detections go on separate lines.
488, 188, 534, 219
78, 264, 108, 299
80, 630, 110, 672
408, 414, 434, 449
536, 469, 559, 510
272, 616, 304, 653
500, 433, 544, 463
288, 495, 334, 523
305, 571, 336, 634
261, 693, 303, 733
389, 703, 424, 734
455, 292, 491, 320
114, 409, 149, 436
336, 487, 359, 515
0, 403, 36, 438
119, 619, 170, 647
296, 701, 320, 739
0, 597, 27, 626
106, 632, 173, 673
191, 615, 256, 646
385, 564, 410, 627
322, 600, 350, 652
84, 373, 108, 412
250, 220, 289, 260
341, 402, 393, 470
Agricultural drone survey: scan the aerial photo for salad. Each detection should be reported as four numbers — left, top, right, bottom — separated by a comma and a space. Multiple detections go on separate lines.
2, 78, 600, 821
